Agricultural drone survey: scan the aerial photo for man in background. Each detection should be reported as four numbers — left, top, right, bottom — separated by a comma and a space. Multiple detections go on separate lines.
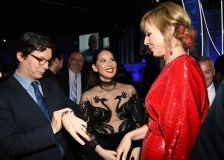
57, 51, 88, 105
56, 51, 89, 159
43, 46, 64, 78
197, 56, 216, 106
82, 35, 97, 63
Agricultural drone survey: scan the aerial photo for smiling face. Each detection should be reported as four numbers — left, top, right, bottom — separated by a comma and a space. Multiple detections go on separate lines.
143, 21, 168, 57
199, 61, 215, 87
17, 48, 52, 81
69, 52, 84, 74
92, 50, 117, 82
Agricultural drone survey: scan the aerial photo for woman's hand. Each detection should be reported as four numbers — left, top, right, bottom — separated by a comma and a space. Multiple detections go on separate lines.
96, 145, 117, 160
116, 133, 132, 160
61, 108, 90, 145
129, 147, 141, 160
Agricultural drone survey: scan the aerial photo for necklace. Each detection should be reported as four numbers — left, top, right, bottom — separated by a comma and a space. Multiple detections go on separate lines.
99, 79, 117, 91
99, 83, 116, 91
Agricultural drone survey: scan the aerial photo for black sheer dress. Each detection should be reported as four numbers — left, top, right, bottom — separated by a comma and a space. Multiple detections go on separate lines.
79, 90, 148, 160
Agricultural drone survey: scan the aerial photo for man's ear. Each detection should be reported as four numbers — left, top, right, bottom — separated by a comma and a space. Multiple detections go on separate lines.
92, 64, 97, 72
16, 52, 24, 62
54, 58, 59, 64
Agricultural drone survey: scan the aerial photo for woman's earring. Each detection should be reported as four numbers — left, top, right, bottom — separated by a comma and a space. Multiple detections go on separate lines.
169, 41, 172, 55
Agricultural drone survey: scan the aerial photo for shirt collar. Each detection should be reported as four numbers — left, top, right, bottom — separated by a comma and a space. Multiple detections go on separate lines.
14, 69, 40, 89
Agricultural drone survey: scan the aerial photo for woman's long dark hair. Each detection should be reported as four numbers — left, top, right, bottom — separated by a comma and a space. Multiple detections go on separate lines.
86, 48, 117, 90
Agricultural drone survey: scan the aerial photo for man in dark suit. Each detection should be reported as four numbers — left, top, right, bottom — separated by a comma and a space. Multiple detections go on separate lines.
190, 80, 224, 160
0, 32, 90, 160
57, 51, 88, 105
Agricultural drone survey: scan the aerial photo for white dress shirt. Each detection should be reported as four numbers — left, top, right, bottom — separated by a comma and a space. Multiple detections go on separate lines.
207, 82, 216, 106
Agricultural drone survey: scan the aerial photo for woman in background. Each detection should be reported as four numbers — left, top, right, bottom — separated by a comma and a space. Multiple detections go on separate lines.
80, 48, 147, 160
116, 2, 209, 160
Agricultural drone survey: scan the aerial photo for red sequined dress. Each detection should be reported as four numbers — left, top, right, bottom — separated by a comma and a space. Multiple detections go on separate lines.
141, 54, 209, 160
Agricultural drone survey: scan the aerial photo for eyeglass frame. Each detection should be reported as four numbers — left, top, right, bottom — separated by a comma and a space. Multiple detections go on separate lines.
70, 57, 84, 63
29, 54, 52, 66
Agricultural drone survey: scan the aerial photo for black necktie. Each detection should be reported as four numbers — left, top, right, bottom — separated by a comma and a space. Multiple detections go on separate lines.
31, 81, 64, 156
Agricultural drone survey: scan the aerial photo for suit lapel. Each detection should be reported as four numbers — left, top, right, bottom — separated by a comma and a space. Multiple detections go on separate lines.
8, 76, 49, 123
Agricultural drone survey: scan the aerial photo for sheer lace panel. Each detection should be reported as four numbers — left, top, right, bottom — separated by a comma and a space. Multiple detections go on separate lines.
80, 92, 147, 149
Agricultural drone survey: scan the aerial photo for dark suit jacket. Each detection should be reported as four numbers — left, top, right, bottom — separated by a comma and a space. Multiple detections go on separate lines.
0, 75, 81, 160
43, 69, 55, 78
190, 80, 224, 160
56, 67, 89, 97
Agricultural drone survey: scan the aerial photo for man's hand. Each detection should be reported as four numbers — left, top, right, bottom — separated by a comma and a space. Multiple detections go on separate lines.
51, 108, 71, 134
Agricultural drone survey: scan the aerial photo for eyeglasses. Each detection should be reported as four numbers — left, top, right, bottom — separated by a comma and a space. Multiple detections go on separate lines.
29, 54, 52, 66
70, 58, 84, 63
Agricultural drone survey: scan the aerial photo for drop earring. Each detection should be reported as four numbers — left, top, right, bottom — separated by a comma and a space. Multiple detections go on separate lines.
169, 41, 172, 55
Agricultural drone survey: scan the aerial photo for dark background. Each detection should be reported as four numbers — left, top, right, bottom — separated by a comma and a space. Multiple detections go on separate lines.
0, 0, 220, 38
0, 0, 221, 64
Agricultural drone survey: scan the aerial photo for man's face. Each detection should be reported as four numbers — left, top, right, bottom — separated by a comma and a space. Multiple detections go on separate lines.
68, 52, 84, 74
199, 61, 215, 87
17, 48, 52, 81
88, 36, 97, 52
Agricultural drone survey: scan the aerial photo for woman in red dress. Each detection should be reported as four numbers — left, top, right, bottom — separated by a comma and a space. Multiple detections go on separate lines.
116, 2, 209, 160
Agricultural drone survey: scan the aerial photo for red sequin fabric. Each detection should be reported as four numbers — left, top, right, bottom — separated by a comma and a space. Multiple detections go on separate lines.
141, 54, 209, 160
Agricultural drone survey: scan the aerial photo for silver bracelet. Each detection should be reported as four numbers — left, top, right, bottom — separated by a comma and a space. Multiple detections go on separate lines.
61, 110, 75, 117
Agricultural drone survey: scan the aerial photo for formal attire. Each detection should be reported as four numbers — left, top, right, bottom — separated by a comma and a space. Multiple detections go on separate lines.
43, 69, 55, 78
190, 80, 224, 160
56, 67, 88, 159
0, 70, 81, 160
207, 82, 216, 106
56, 67, 88, 104
141, 54, 209, 160
80, 92, 147, 160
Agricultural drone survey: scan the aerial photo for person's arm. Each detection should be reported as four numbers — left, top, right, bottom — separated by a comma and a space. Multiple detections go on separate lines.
95, 145, 117, 160
128, 91, 148, 159
79, 92, 117, 159
161, 60, 209, 159
116, 125, 148, 160
49, 106, 90, 146
0, 96, 58, 157
51, 81, 90, 145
